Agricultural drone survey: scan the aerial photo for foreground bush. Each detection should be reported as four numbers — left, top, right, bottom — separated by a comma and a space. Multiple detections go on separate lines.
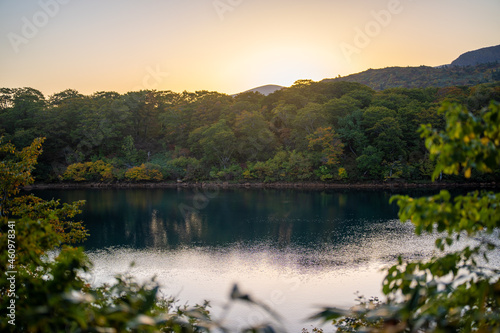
313, 102, 500, 332
0, 138, 207, 332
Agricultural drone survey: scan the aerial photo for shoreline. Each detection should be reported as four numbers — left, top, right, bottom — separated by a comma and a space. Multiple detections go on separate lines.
22, 181, 498, 191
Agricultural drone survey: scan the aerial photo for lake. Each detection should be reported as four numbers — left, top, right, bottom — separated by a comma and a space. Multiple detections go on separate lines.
32, 187, 447, 332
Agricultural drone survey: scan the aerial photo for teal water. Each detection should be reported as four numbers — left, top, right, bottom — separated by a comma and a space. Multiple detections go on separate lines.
32, 188, 443, 332
34, 188, 406, 249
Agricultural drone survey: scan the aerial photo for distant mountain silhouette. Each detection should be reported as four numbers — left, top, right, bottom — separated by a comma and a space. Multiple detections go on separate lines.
451, 45, 500, 66
234, 84, 283, 96
322, 45, 500, 90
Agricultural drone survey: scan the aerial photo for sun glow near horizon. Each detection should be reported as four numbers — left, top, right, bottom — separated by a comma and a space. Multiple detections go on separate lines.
217, 43, 347, 93
0, 0, 499, 96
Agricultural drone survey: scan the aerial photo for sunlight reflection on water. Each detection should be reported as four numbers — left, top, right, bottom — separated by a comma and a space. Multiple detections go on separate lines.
86, 219, 440, 332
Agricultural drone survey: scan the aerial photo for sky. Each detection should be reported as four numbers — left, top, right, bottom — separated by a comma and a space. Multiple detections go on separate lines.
0, 0, 499, 97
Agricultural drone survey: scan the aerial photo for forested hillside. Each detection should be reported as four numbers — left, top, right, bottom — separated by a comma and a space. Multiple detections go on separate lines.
1, 81, 499, 183
325, 62, 500, 90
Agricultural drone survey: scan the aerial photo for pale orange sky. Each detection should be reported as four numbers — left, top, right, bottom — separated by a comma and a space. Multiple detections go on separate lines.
0, 0, 499, 96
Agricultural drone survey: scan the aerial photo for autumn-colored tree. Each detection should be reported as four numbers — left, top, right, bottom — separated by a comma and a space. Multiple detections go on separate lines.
307, 127, 344, 166
0, 137, 87, 243
0, 136, 44, 217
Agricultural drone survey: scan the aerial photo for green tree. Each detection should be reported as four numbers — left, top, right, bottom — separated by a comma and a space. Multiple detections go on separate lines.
324, 95, 361, 126
234, 110, 277, 161
362, 105, 397, 130
166, 156, 203, 180
191, 91, 233, 128
159, 103, 193, 148
269, 102, 297, 149
122, 90, 162, 143
293, 102, 328, 136
43, 90, 87, 162
370, 116, 404, 158
2, 88, 45, 135
371, 91, 410, 111
337, 109, 368, 157
189, 119, 237, 169
356, 145, 384, 179
122, 135, 139, 164
292, 102, 328, 150
287, 150, 313, 180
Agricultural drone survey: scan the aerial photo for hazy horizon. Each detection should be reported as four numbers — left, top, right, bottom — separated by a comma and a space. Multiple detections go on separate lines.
1, 0, 499, 97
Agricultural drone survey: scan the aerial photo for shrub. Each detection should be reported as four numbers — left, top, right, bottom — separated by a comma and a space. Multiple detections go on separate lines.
61, 160, 114, 182
242, 150, 313, 182
209, 164, 243, 181
125, 164, 163, 181
337, 167, 348, 180
166, 156, 203, 180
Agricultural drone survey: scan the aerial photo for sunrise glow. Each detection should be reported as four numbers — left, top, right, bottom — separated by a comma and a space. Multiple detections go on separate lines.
1, 0, 499, 96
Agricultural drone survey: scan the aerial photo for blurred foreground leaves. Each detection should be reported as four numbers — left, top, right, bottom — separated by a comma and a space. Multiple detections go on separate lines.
312, 102, 500, 332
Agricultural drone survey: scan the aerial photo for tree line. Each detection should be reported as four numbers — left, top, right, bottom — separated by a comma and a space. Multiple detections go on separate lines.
1, 80, 499, 183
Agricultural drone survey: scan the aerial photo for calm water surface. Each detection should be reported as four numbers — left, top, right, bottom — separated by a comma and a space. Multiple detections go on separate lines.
33, 188, 445, 332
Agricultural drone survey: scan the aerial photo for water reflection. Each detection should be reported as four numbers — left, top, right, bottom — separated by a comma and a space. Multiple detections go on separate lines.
33, 188, 446, 270
30, 188, 421, 250
31, 187, 450, 332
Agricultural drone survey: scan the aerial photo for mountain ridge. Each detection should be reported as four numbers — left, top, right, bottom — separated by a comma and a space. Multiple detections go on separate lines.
451, 44, 500, 66
321, 44, 500, 90
238, 44, 500, 93
322, 62, 500, 90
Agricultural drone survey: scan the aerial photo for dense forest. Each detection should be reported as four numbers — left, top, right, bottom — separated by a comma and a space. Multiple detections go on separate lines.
1, 80, 499, 184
